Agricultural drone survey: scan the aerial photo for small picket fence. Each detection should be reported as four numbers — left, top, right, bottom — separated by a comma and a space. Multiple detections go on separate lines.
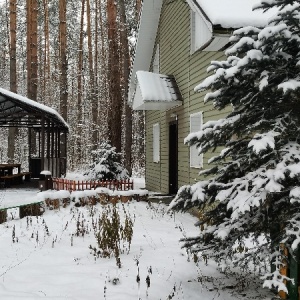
52, 178, 133, 191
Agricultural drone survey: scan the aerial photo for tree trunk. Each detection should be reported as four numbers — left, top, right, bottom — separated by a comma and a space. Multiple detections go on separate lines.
86, 0, 97, 148
107, 0, 122, 153
118, 0, 132, 175
94, 0, 100, 143
59, 0, 68, 163
27, 0, 38, 157
77, 0, 85, 165
136, 0, 141, 22
99, 0, 109, 140
59, 0, 68, 121
8, 0, 18, 163
27, 0, 38, 101
43, 0, 50, 103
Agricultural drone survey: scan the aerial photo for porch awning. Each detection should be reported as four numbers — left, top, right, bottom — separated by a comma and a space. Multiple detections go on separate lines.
132, 71, 182, 111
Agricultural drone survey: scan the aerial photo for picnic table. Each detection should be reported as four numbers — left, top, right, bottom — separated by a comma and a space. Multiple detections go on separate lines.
0, 164, 31, 187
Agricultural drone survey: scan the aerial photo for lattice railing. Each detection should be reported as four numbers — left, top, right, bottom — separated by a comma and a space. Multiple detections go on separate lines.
52, 178, 133, 191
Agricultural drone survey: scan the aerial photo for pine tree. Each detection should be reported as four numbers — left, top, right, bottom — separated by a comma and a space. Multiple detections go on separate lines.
170, 0, 300, 293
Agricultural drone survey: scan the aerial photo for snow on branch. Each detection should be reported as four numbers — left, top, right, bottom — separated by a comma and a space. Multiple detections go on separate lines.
278, 79, 300, 93
248, 131, 279, 154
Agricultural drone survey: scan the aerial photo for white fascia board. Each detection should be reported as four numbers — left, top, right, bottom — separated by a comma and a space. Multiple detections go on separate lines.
202, 34, 231, 51
128, 0, 163, 104
133, 99, 182, 111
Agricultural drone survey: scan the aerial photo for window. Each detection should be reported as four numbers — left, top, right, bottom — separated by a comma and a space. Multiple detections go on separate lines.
190, 112, 203, 168
153, 45, 160, 74
153, 123, 160, 163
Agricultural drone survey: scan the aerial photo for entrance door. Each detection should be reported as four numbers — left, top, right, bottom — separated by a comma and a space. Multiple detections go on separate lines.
169, 121, 178, 195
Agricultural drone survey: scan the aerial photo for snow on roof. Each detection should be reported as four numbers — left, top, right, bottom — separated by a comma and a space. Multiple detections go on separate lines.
136, 71, 182, 102
0, 87, 68, 130
194, 0, 276, 28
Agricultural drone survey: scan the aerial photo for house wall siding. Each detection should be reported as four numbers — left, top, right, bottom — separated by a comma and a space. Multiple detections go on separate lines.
145, 0, 228, 194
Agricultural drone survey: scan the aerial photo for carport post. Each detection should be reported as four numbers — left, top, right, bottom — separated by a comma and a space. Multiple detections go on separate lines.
41, 116, 45, 170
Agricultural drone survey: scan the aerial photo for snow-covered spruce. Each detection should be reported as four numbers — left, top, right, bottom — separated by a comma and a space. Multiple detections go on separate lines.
170, 0, 300, 294
84, 142, 129, 181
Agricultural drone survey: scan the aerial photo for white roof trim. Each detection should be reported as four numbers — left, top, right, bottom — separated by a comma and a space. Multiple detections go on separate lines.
202, 34, 231, 51
128, 0, 163, 103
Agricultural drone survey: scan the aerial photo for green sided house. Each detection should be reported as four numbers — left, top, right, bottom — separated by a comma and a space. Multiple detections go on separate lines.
128, 0, 271, 195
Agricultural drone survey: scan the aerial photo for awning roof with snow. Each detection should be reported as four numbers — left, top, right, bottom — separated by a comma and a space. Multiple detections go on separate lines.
132, 71, 182, 111
0, 88, 69, 131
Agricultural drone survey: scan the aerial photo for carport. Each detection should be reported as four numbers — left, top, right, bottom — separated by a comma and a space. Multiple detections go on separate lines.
0, 88, 69, 178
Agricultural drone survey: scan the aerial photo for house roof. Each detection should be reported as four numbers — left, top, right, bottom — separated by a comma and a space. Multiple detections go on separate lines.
128, 0, 276, 105
0, 88, 69, 131
192, 0, 275, 29
132, 71, 182, 111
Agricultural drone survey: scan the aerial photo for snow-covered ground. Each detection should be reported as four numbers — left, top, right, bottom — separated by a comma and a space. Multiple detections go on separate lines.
0, 179, 274, 299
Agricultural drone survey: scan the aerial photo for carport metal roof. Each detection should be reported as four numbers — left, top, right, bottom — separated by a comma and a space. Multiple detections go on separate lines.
0, 88, 68, 131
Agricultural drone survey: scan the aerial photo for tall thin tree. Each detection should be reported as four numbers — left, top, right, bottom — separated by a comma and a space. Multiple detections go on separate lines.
42, 0, 50, 103
26, 0, 38, 157
59, 0, 68, 121
7, 0, 17, 163
77, 0, 85, 165
107, 0, 122, 153
98, 0, 109, 140
58, 0, 68, 165
27, 0, 38, 101
119, 0, 132, 175
86, 0, 98, 148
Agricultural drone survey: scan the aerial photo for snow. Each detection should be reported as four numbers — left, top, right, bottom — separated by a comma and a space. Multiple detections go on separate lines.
195, 0, 276, 28
248, 131, 278, 154
257, 23, 288, 41
40, 170, 52, 176
136, 71, 181, 102
290, 187, 300, 203
278, 79, 300, 93
0, 185, 274, 299
0, 188, 43, 209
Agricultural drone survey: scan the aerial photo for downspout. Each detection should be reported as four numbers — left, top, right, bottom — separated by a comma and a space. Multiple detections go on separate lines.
188, 23, 191, 185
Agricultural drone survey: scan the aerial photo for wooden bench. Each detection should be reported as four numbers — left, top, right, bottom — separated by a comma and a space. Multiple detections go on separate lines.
0, 172, 31, 187
0, 174, 23, 186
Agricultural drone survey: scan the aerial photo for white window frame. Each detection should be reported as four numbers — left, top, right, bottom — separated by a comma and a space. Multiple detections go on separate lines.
153, 44, 160, 74
190, 112, 203, 168
190, 10, 197, 53
190, 8, 212, 53
153, 123, 160, 163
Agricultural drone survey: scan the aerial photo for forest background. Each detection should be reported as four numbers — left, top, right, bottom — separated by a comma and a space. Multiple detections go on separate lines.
0, 0, 144, 176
